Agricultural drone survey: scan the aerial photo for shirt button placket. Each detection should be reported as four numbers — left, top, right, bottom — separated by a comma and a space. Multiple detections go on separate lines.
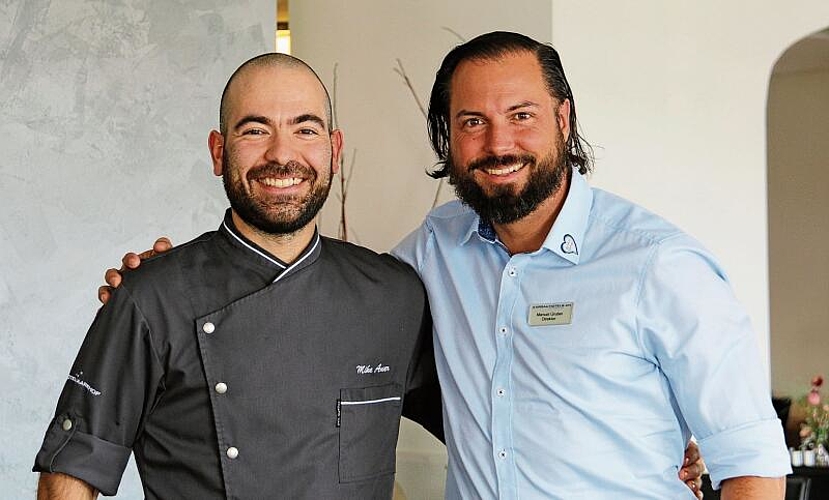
492, 260, 521, 498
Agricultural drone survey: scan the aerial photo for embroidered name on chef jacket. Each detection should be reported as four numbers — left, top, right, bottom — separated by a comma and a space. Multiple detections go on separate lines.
528, 302, 574, 326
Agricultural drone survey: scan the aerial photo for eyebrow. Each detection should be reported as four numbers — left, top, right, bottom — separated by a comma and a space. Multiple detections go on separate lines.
289, 113, 327, 130
234, 115, 272, 131
454, 101, 541, 120
233, 113, 328, 132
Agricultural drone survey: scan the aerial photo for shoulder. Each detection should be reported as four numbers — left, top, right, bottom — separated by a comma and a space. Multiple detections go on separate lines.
589, 188, 687, 247
118, 230, 220, 294
588, 190, 726, 281
320, 236, 423, 288
423, 200, 476, 230
392, 200, 475, 272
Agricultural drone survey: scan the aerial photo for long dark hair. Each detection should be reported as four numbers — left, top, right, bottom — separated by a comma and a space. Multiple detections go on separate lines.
427, 31, 593, 178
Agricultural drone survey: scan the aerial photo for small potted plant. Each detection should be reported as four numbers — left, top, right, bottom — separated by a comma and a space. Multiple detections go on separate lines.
799, 375, 829, 466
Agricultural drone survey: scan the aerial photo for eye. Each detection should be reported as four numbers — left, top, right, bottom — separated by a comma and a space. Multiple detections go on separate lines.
297, 127, 320, 136
513, 111, 533, 121
462, 117, 484, 128
242, 128, 267, 136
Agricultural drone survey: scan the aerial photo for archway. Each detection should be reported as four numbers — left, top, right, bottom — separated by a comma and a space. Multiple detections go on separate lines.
767, 27, 829, 437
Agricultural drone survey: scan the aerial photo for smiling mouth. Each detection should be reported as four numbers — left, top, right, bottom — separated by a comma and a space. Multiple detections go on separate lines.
482, 162, 526, 176
256, 176, 305, 188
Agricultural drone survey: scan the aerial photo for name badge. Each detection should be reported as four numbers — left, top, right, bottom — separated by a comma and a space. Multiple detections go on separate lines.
528, 302, 573, 327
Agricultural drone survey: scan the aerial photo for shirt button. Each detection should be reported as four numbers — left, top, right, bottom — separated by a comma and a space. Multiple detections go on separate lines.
508, 267, 517, 277
499, 327, 508, 336
498, 449, 508, 460
203, 322, 215, 334
496, 388, 506, 397
215, 382, 228, 394
61, 418, 73, 431
226, 446, 239, 459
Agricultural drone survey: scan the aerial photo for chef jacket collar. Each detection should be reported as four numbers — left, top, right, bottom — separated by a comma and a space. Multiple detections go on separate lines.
219, 209, 322, 283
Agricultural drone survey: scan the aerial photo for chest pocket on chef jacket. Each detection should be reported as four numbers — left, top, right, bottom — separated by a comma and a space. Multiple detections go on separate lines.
338, 382, 402, 483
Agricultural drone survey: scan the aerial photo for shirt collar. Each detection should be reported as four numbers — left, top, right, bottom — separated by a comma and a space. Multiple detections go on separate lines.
219, 209, 322, 281
540, 167, 593, 265
464, 167, 593, 264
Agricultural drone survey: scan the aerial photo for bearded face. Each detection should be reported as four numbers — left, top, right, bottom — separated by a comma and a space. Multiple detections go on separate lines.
447, 128, 569, 224
222, 148, 333, 235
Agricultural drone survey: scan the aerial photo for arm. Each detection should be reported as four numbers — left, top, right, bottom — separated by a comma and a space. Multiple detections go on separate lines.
35, 279, 164, 495
38, 472, 98, 500
638, 237, 791, 488
720, 476, 785, 500
98, 237, 172, 303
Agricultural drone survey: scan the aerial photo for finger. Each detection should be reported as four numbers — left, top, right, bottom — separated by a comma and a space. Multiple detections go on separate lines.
685, 459, 705, 479
153, 237, 173, 253
105, 268, 123, 288
679, 464, 703, 482
684, 441, 701, 464
122, 252, 142, 269
98, 286, 112, 305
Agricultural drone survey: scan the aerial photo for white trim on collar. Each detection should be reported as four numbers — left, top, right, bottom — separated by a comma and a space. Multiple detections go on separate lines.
272, 232, 321, 284
222, 220, 287, 269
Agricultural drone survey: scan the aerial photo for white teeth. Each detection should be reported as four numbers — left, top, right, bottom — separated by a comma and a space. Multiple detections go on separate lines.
259, 177, 303, 188
484, 163, 524, 176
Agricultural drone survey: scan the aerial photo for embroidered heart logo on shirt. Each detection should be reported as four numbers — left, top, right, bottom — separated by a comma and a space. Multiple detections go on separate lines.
561, 234, 578, 255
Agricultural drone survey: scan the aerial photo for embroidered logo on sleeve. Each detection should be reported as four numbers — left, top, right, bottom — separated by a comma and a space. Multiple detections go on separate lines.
67, 371, 101, 396
561, 234, 578, 255
356, 363, 391, 374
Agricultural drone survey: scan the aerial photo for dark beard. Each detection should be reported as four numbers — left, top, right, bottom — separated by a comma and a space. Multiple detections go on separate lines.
222, 151, 332, 235
447, 138, 569, 224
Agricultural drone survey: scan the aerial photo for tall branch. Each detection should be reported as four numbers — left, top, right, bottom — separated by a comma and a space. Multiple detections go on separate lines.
393, 59, 446, 208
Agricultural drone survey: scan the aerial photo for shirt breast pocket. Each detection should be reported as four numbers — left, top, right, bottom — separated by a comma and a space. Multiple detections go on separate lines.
337, 383, 403, 483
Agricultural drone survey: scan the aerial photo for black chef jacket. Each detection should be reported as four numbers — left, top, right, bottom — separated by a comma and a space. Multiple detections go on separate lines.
34, 210, 442, 499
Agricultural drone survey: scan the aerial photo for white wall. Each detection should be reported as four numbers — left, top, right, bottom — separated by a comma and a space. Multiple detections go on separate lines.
768, 38, 829, 397
0, 0, 273, 496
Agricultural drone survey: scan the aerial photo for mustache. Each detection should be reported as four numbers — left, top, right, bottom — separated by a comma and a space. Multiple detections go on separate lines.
466, 153, 536, 173
246, 161, 315, 181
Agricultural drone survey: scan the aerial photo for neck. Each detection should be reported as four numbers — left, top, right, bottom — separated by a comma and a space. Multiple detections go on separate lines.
231, 211, 316, 264
492, 176, 570, 255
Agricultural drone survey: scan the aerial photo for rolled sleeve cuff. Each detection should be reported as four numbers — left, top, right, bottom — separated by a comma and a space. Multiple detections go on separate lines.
699, 417, 792, 490
33, 414, 131, 496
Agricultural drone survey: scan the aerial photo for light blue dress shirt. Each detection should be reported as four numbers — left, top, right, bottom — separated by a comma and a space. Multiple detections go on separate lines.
393, 168, 790, 499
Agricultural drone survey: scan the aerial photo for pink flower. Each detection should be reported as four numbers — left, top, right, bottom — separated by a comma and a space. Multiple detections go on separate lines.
812, 375, 824, 388
808, 390, 821, 406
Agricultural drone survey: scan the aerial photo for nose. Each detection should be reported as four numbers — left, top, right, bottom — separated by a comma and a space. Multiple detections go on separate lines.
484, 120, 517, 155
263, 132, 297, 165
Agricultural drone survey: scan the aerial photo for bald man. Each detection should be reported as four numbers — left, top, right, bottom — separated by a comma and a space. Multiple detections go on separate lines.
33, 54, 441, 499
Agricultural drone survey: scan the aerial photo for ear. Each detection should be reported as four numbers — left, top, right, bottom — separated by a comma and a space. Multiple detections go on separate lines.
330, 128, 344, 175
557, 98, 572, 143
208, 130, 225, 177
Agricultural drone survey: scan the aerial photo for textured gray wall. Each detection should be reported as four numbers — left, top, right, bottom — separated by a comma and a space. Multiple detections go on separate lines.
0, 0, 273, 496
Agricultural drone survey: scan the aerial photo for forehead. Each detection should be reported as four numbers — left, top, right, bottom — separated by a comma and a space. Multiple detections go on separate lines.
226, 65, 328, 120
449, 51, 552, 111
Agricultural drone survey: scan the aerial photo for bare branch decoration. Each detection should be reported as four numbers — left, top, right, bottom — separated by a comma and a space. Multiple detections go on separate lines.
331, 62, 358, 242
393, 59, 446, 209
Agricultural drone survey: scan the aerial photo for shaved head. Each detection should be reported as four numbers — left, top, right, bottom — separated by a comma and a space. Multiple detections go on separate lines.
219, 53, 333, 135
